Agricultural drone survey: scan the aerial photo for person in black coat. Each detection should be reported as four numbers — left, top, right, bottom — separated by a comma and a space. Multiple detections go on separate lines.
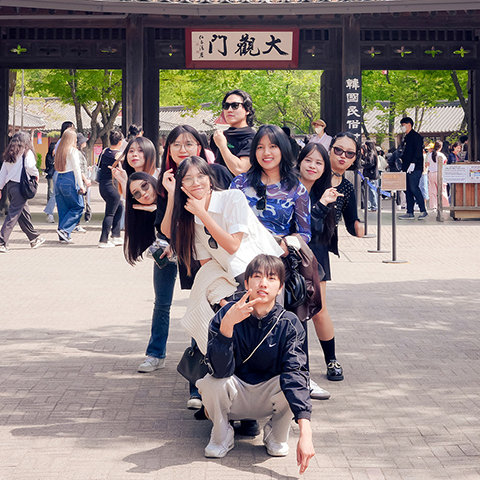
398, 117, 428, 220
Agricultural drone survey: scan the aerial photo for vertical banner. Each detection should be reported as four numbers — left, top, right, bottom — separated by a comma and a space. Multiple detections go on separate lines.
345, 77, 362, 142
37, 131, 42, 144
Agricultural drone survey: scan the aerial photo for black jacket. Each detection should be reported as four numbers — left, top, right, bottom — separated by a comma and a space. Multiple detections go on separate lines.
206, 302, 312, 422
401, 129, 424, 172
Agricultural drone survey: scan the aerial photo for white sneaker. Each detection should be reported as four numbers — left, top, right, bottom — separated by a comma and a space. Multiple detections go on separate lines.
310, 379, 331, 400
111, 237, 124, 246
205, 425, 235, 458
73, 225, 86, 233
0, 244, 9, 253
98, 241, 115, 249
186, 396, 202, 410
138, 356, 165, 373
263, 421, 289, 457
30, 237, 46, 249
46, 214, 54, 223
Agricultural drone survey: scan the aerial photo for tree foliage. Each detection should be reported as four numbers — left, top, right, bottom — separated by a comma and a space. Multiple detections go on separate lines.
362, 70, 468, 140
159, 69, 321, 134
25, 69, 122, 157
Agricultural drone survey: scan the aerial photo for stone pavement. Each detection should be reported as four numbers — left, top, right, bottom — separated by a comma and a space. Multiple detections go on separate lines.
1, 179, 480, 480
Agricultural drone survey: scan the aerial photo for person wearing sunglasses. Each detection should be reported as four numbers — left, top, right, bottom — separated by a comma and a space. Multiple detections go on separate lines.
168, 156, 283, 417
211, 89, 256, 177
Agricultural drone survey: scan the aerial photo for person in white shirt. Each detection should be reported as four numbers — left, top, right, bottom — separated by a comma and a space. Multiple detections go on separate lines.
0, 131, 45, 252
308, 119, 333, 152
54, 129, 85, 243
426, 140, 449, 211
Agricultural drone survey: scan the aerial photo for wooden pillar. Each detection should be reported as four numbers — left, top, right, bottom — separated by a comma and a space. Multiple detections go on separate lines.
342, 16, 362, 142
0, 68, 9, 158
143, 27, 160, 166
124, 15, 144, 134
469, 70, 480, 162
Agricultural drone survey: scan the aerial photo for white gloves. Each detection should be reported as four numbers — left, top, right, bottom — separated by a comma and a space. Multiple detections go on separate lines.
407, 163, 415, 174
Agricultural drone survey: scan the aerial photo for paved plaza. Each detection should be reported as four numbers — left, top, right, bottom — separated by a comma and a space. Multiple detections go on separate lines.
1, 180, 479, 480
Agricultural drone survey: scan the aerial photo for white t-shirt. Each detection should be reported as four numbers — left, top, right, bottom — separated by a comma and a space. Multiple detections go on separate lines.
194, 189, 284, 278
0, 149, 39, 190
427, 151, 446, 173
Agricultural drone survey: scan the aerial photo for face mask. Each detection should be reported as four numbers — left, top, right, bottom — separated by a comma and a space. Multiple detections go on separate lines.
315, 127, 324, 135
401, 125, 407, 133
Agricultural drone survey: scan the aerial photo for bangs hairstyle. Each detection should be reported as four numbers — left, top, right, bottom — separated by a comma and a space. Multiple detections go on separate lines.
170, 156, 218, 275
55, 129, 77, 172
124, 172, 158, 265
245, 254, 285, 287
329, 132, 362, 171
247, 124, 299, 194
223, 89, 256, 127
297, 143, 336, 245
158, 125, 209, 197
3, 131, 33, 164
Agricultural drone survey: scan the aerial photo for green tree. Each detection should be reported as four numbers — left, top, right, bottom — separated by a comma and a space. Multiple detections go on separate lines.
26, 69, 122, 160
362, 70, 468, 144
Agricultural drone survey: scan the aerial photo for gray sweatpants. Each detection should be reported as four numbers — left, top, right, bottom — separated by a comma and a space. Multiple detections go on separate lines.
0, 181, 39, 246
197, 374, 292, 445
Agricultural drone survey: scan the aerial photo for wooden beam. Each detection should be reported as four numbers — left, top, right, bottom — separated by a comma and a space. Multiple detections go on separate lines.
124, 15, 144, 132
0, 69, 9, 159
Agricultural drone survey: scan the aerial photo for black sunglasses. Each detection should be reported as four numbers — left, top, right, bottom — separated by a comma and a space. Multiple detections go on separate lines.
204, 226, 218, 249
132, 181, 150, 200
256, 185, 267, 211
222, 101, 244, 111
332, 146, 357, 160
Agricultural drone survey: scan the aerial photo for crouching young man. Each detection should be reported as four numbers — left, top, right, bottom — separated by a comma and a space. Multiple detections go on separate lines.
197, 254, 315, 474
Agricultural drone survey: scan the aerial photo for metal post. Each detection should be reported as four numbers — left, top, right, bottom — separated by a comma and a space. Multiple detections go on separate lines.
383, 191, 407, 264
368, 185, 389, 253
363, 177, 376, 239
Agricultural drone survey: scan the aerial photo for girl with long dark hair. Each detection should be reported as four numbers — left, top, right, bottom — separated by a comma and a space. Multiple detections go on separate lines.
230, 124, 311, 247
168, 156, 283, 415
0, 132, 45, 252
297, 142, 345, 388
426, 140, 449, 211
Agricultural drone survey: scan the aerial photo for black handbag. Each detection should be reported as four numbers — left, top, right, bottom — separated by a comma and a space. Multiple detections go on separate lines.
177, 344, 210, 384
20, 154, 38, 200
283, 246, 308, 310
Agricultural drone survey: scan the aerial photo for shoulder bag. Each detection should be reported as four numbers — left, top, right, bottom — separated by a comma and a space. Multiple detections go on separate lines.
94, 150, 104, 184
20, 154, 38, 200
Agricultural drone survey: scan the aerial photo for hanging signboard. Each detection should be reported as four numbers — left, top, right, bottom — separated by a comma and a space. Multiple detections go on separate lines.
345, 77, 362, 142
186, 29, 299, 69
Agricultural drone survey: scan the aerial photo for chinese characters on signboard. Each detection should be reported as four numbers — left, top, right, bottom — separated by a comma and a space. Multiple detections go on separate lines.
187, 30, 298, 68
345, 77, 362, 142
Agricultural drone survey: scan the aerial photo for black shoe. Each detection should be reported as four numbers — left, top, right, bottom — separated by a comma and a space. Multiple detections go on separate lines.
230, 419, 260, 437
327, 360, 344, 381
194, 405, 208, 420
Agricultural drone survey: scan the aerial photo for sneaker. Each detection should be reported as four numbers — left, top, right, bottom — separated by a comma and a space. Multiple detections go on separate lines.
418, 211, 428, 220
111, 236, 124, 246
230, 419, 260, 436
205, 424, 235, 458
138, 356, 165, 373
263, 421, 289, 457
187, 396, 203, 410
98, 241, 115, 248
398, 213, 415, 220
73, 225, 86, 233
46, 214, 55, 223
56, 229, 71, 242
327, 360, 344, 381
309, 379, 331, 400
0, 244, 9, 253
30, 237, 46, 249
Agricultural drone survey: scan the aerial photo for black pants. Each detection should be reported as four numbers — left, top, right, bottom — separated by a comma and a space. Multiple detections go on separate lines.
99, 181, 123, 243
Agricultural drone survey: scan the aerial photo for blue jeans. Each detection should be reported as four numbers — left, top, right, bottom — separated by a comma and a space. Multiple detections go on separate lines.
406, 170, 426, 214
44, 171, 58, 215
145, 260, 177, 359
419, 173, 429, 201
55, 171, 84, 236
368, 179, 378, 210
